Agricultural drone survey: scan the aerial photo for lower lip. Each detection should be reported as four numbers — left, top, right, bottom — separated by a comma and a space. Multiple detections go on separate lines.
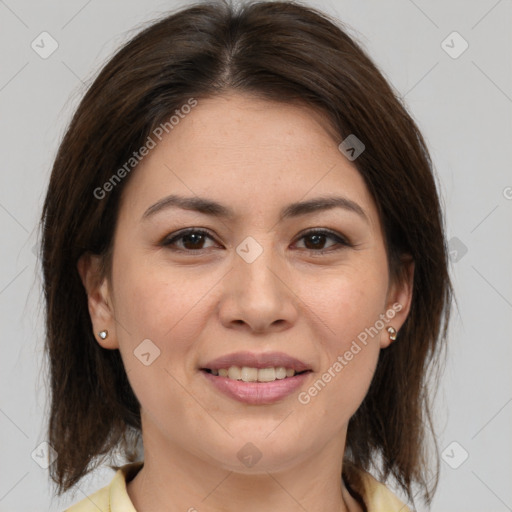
200, 370, 311, 405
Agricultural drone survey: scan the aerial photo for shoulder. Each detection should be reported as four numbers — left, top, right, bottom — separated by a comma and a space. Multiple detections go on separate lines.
64, 462, 142, 512
347, 467, 411, 512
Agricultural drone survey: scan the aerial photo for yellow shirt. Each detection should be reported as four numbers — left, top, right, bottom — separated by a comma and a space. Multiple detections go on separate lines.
65, 462, 411, 512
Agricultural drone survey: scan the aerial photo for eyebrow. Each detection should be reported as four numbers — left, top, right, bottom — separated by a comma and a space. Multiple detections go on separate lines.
142, 194, 369, 223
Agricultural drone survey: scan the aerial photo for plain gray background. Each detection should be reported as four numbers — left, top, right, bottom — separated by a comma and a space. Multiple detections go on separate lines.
0, 0, 511, 510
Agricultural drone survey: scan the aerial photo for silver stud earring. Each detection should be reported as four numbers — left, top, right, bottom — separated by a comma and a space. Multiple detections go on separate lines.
387, 326, 397, 341
98, 330, 108, 340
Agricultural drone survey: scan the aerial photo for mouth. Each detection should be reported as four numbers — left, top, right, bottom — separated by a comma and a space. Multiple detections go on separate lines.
200, 367, 312, 382
199, 351, 314, 404
200, 367, 313, 405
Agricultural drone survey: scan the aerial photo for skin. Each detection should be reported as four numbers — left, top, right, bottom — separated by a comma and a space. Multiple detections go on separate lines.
78, 93, 413, 512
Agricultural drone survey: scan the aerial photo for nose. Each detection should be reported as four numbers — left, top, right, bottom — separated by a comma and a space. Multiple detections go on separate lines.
218, 240, 299, 334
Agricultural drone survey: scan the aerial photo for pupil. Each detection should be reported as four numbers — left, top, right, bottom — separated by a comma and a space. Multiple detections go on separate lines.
307, 234, 325, 249
184, 233, 203, 248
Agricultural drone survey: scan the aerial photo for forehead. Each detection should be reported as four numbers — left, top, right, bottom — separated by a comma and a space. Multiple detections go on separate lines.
118, 93, 380, 231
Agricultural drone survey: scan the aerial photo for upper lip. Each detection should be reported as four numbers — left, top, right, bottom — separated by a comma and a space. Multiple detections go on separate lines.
201, 351, 312, 372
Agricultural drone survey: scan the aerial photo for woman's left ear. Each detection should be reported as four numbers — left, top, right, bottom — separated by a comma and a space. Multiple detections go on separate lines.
380, 255, 414, 349
77, 252, 119, 350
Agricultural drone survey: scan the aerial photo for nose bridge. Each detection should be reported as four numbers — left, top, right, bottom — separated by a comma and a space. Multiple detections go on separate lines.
219, 233, 297, 331
234, 233, 282, 299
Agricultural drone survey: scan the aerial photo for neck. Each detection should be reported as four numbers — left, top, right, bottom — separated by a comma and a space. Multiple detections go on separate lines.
126, 422, 363, 512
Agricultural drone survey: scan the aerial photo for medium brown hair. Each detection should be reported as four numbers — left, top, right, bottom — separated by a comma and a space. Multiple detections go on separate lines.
41, 0, 452, 506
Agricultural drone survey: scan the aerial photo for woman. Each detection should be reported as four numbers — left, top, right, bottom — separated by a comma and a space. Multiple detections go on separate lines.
41, 1, 452, 510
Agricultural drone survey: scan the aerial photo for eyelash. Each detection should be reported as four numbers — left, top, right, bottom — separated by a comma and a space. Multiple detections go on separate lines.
161, 228, 352, 255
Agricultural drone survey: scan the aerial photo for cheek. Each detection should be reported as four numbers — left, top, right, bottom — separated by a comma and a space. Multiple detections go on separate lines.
298, 257, 388, 345
110, 258, 210, 425
294, 261, 387, 414
110, 251, 219, 385
111, 249, 207, 339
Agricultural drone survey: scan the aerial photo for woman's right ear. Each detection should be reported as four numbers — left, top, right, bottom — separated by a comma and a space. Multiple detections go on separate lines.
77, 253, 119, 349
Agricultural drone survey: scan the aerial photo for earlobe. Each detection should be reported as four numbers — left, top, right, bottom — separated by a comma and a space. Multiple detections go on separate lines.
77, 253, 119, 349
380, 257, 415, 349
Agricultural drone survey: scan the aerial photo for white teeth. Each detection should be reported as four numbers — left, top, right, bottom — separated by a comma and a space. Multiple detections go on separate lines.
258, 367, 276, 382
209, 366, 299, 382
241, 366, 258, 382
228, 366, 241, 380
275, 367, 287, 379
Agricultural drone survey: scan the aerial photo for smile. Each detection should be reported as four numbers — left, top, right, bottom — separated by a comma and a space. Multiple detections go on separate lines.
201, 368, 312, 405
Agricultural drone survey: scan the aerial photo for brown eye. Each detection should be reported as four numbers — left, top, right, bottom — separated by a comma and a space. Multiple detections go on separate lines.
162, 229, 217, 251
295, 229, 351, 254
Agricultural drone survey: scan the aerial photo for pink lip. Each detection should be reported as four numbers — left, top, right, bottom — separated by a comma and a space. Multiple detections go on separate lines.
201, 351, 312, 372
201, 370, 311, 405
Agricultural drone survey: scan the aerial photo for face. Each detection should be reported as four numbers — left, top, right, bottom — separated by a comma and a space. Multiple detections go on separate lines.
79, 93, 413, 474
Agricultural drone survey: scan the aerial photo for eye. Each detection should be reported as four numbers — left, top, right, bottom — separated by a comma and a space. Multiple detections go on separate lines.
161, 228, 218, 252
294, 229, 352, 254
